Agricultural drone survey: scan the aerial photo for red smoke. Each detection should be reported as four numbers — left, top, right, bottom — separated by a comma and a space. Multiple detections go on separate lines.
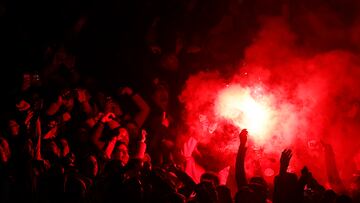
215, 84, 276, 145
179, 12, 360, 192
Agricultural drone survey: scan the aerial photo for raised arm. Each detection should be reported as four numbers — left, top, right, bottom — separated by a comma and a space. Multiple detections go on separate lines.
34, 117, 42, 160
134, 129, 147, 160
235, 129, 248, 189
103, 136, 118, 159
76, 88, 93, 116
273, 149, 301, 203
280, 149, 292, 175
91, 112, 114, 150
182, 136, 205, 183
323, 142, 345, 192
118, 87, 150, 128
132, 93, 150, 128
46, 96, 63, 116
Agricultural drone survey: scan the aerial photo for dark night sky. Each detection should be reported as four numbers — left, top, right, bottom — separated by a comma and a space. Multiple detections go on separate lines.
0, 0, 359, 96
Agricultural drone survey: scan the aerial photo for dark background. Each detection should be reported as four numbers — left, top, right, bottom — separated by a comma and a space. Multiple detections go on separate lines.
0, 0, 359, 111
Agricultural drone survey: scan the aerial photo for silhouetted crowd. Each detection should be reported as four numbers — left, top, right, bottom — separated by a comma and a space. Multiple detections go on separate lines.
0, 47, 359, 203
0, 0, 360, 203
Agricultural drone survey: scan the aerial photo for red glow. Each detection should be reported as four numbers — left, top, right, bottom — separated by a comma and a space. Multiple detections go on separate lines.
215, 85, 275, 145
180, 16, 360, 192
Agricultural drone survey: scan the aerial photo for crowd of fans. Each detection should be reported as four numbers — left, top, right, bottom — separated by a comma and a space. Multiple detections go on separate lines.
0, 55, 358, 202
0, 0, 359, 203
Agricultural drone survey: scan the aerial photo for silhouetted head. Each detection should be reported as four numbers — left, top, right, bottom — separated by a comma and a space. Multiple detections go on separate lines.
249, 176, 268, 203
200, 171, 220, 187
336, 195, 352, 203
112, 142, 129, 166
195, 181, 218, 203
322, 189, 337, 203
217, 185, 232, 203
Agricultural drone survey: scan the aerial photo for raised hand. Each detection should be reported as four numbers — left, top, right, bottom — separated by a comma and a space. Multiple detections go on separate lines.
181, 136, 198, 159
16, 100, 31, 112
76, 88, 89, 103
101, 112, 115, 124
218, 166, 231, 185
119, 87, 133, 96
236, 129, 248, 188
161, 111, 169, 128
280, 149, 292, 174
24, 110, 34, 127
140, 129, 147, 142
43, 127, 58, 140
62, 112, 72, 122
56, 93, 64, 104
239, 129, 248, 145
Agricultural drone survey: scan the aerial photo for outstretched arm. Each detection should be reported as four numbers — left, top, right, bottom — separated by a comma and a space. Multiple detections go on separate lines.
280, 149, 292, 175
273, 149, 306, 203
273, 149, 293, 203
182, 136, 205, 183
323, 142, 345, 192
236, 129, 248, 189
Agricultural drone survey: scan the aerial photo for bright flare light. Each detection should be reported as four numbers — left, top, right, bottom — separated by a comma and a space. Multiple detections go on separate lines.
215, 85, 276, 144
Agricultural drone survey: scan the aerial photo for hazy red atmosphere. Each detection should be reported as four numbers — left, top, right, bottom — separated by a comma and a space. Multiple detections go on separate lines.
180, 13, 360, 190
1, 0, 360, 202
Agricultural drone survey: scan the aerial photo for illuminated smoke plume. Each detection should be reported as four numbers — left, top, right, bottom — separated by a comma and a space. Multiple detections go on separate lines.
179, 9, 360, 191
215, 84, 277, 145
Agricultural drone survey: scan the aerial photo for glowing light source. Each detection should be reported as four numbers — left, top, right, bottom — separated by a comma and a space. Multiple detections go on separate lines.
215, 85, 275, 144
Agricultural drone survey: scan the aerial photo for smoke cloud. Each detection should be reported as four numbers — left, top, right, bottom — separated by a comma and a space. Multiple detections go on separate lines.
179, 1, 360, 191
